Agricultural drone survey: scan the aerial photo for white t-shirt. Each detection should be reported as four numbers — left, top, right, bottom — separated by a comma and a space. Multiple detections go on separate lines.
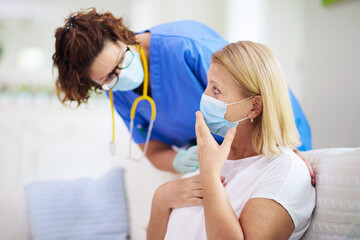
165, 148, 316, 240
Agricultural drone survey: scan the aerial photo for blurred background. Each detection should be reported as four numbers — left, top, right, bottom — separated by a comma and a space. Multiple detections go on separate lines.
0, 0, 359, 189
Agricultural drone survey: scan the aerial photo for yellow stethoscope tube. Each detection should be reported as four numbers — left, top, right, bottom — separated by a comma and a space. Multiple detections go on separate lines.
109, 44, 156, 161
130, 45, 156, 122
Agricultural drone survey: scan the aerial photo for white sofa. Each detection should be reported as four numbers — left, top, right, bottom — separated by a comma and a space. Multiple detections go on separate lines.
0, 148, 359, 240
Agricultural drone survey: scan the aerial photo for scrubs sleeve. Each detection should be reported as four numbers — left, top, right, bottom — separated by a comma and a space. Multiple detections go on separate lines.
288, 89, 312, 151
184, 41, 215, 89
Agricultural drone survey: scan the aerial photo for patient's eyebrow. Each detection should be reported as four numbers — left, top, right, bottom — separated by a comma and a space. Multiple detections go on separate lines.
209, 80, 222, 88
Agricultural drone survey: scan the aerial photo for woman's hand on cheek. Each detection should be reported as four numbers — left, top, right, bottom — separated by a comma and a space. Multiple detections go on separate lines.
195, 111, 236, 177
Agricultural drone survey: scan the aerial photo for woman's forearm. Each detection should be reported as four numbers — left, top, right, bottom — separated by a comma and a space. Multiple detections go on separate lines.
147, 175, 204, 239
147, 199, 172, 240
202, 174, 244, 240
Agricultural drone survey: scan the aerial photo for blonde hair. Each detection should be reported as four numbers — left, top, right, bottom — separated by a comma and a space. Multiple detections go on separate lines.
212, 41, 300, 157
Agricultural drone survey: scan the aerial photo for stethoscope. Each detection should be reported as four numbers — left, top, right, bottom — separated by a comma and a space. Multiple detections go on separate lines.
108, 44, 156, 161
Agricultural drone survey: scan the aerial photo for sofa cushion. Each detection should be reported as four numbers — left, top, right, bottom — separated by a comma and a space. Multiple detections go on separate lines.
301, 148, 360, 239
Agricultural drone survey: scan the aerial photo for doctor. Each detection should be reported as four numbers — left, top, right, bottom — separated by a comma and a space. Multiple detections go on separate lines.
52, 8, 312, 175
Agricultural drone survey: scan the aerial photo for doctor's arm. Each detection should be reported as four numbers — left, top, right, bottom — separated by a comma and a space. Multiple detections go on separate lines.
140, 140, 199, 174
139, 140, 178, 173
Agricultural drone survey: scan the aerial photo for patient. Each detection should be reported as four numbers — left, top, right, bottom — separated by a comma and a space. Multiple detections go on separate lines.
146, 41, 315, 240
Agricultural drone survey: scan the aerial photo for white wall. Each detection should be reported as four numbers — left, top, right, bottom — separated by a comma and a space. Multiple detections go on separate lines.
224, 0, 306, 101
224, 0, 360, 148
303, 0, 360, 148
0, 97, 115, 190
129, 0, 226, 35
263, 0, 306, 102
225, 0, 267, 44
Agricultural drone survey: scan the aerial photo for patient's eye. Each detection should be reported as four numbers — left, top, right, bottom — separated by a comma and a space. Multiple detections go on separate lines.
213, 86, 221, 94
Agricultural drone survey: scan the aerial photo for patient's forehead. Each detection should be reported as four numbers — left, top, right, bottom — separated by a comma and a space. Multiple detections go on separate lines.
208, 63, 243, 95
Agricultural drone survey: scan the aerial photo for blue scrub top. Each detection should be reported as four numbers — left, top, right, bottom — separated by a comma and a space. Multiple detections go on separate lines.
111, 20, 312, 151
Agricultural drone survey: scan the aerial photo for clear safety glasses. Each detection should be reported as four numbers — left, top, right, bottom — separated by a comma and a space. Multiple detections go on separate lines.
102, 46, 134, 91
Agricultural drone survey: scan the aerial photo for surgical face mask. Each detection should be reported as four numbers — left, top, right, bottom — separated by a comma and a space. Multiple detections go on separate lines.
200, 94, 253, 137
112, 51, 144, 92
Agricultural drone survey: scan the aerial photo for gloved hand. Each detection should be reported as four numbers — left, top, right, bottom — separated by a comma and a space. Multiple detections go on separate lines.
173, 145, 199, 173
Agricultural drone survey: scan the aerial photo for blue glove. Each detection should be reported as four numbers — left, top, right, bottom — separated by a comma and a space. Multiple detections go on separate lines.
172, 145, 199, 173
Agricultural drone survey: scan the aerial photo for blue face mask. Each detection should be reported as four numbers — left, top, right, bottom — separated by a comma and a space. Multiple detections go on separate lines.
112, 51, 144, 91
200, 94, 252, 137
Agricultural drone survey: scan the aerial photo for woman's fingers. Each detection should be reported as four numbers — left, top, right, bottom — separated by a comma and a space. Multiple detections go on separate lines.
166, 175, 227, 208
188, 189, 203, 198
220, 127, 236, 153
187, 198, 203, 206
220, 176, 227, 187
195, 111, 212, 143
293, 149, 316, 186
195, 112, 201, 140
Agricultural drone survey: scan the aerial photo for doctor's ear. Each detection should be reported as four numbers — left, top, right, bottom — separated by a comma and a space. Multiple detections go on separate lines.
249, 95, 263, 119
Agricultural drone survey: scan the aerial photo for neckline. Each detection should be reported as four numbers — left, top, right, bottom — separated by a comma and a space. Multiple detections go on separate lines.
225, 154, 262, 164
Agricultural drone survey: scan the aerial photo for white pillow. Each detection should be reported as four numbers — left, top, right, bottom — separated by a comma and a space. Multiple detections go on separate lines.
301, 148, 360, 240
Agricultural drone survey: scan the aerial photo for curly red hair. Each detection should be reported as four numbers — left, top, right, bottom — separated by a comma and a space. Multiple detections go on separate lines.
52, 8, 138, 106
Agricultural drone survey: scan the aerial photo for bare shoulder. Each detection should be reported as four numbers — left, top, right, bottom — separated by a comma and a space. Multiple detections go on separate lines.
239, 198, 294, 240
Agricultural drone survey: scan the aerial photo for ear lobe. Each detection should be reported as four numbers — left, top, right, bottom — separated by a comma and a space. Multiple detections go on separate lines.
250, 95, 263, 119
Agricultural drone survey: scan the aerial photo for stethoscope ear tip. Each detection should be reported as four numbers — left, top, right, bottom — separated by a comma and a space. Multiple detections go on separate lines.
109, 141, 116, 156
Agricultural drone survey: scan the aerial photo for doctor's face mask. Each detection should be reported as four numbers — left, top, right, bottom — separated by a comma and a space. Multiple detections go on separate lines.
111, 51, 144, 91
101, 48, 144, 92
200, 94, 253, 137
